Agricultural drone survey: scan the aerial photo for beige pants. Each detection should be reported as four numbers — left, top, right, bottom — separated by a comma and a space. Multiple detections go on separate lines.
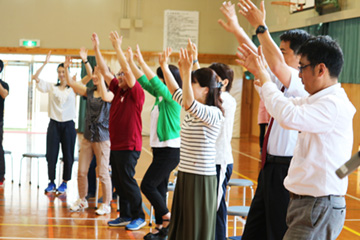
78, 138, 111, 204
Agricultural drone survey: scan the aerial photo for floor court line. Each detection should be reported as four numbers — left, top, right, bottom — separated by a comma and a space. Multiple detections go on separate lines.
232, 149, 261, 162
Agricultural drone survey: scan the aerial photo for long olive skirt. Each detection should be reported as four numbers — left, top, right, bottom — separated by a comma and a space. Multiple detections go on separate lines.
168, 171, 217, 240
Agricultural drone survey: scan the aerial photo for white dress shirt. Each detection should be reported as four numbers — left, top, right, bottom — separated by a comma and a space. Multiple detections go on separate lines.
265, 67, 308, 157
37, 79, 76, 122
262, 82, 356, 196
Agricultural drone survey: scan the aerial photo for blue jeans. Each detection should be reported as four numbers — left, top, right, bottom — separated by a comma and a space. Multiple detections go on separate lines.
284, 195, 346, 240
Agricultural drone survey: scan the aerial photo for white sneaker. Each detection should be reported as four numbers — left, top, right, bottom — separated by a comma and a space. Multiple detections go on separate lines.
95, 203, 111, 215
70, 199, 88, 212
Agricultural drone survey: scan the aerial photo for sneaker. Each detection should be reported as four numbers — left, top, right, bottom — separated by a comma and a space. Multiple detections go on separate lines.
70, 198, 88, 212
56, 182, 67, 194
108, 217, 131, 227
126, 218, 146, 231
45, 182, 56, 193
95, 203, 111, 215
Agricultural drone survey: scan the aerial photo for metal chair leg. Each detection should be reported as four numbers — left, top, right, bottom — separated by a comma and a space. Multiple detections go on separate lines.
19, 157, 23, 186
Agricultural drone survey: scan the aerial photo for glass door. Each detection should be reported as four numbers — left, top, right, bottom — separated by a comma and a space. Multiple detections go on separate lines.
2, 61, 30, 130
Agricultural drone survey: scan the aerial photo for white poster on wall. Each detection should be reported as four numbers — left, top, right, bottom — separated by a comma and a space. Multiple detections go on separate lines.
163, 10, 199, 52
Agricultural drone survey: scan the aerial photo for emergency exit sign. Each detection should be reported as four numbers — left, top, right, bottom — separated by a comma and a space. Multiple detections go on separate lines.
19, 39, 40, 47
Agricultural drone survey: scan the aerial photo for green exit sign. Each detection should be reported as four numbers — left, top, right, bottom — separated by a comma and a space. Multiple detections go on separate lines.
19, 39, 40, 47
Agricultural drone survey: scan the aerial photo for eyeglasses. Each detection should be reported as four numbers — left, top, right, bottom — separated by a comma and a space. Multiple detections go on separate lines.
298, 64, 312, 73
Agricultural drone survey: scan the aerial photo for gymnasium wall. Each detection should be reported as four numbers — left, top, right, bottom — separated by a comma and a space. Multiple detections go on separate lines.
0, 0, 251, 55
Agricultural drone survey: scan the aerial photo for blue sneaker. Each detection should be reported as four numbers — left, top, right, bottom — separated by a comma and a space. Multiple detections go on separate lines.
45, 182, 56, 193
126, 218, 146, 230
56, 182, 67, 194
108, 217, 131, 227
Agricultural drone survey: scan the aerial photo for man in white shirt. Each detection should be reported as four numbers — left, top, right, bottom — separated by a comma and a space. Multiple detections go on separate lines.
219, 1, 311, 239
245, 35, 355, 240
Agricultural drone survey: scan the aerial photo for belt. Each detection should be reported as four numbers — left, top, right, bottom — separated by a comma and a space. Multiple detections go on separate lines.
289, 192, 345, 200
266, 154, 292, 165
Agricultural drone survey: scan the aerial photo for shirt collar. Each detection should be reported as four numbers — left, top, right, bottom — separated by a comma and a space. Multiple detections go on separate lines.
307, 83, 340, 103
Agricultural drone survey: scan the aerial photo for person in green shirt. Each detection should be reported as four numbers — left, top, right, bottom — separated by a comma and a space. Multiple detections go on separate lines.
127, 45, 182, 240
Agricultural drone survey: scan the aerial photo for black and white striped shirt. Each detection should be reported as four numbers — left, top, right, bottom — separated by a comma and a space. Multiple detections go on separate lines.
173, 89, 224, 175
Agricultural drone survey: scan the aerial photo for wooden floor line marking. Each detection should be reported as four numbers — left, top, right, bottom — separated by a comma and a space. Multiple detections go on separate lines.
0, 222, 152, 229
0, 238, 123, 240
141, 147, 153, 157
343, 225, 360, 237
232, 149, 261, 162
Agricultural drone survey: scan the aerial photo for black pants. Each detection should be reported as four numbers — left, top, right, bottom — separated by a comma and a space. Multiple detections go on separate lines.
242, 155, 291, 240
110, 150, 145, 220
141, 147, 180, 224
46, 119, 76, 182
259, 123, 268, 150
215, 164, 233, 240
87, 155, 97, 196
0, 121, 4, 180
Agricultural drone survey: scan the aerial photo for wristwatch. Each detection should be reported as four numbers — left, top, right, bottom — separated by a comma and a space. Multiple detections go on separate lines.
256, 25, 268, 35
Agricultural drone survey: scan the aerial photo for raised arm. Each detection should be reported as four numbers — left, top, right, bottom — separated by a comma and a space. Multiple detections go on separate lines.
237, 44, 270, 86
159, 47, 179, 95
79, 47, 93, 85
186, 39, 200, 70
91, 32, 114, 86
218, 1, 257, 53
127, 46, 156, 96
178, 48, 194, 110
32, 51, 51, 83
64, 56, 87, 96
239, 0, 292, 88
127, 46, 144, 79
95, 66, 114, 103
135, 44, 156, 80
109, 31, 136, 88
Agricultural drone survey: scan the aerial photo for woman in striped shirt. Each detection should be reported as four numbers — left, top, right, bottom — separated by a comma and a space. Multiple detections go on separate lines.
160, 47, 224, 240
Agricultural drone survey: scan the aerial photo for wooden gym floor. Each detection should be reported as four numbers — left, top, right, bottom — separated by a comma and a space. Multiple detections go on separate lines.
0, 132, 359, 239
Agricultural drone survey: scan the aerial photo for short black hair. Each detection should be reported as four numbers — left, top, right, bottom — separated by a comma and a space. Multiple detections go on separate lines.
156, 64, 182, 89
280, 29, 312, 55
209, 62, 234, 92
0, 60, 3, 73
298, 35, 344, 78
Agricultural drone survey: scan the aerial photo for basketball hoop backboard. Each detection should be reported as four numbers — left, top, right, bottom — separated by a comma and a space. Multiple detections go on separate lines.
271, 0, 315, 13
290, 0, 315, 13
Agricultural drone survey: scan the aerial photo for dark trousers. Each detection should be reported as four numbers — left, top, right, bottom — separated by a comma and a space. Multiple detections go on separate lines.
215, 164, 233, 240
242, 155, 291, 240
110, 150, 145, 220
0, 121, 4, 179
259, 123, 268, 150
87, 155, 97, 196
141, 147, 180, 224
46, 119, 76, 182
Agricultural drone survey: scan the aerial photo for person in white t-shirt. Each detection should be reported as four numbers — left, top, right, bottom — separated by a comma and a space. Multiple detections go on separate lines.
32, 51, 79, 194
242, 35, 355, 240
209, 62, 236, 240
